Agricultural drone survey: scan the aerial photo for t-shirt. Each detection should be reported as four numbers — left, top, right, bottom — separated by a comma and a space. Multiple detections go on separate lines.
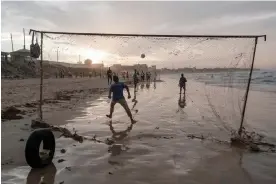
179, 77, 187, 86
110, 82, 126, 101
107, 70, 112, 76
133, 73, 139, 83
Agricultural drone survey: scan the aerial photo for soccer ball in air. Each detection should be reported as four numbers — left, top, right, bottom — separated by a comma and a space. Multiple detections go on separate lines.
141, 54, 145, 58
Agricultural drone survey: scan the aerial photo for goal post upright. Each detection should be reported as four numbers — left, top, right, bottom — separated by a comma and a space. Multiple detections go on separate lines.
39, 32, 43, 121
238, 36, 266, 136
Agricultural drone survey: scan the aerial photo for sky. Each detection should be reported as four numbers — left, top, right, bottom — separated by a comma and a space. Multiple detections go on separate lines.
1, 1, 276, 69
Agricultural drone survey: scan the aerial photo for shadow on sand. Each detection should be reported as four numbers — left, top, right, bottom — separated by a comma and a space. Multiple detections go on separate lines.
26, 163, 57, 184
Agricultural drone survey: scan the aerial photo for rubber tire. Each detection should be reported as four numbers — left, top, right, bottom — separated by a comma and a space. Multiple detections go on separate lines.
25, 128, 55, 168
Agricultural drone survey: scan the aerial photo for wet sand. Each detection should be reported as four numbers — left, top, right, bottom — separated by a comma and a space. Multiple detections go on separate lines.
1, 77, 110, 170
2, 75, 276, 184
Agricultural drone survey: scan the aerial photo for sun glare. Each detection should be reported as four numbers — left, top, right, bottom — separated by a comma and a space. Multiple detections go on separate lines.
82, 49, 108, 63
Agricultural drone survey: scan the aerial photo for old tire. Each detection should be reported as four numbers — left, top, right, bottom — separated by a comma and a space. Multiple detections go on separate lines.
25, 128, 55, 168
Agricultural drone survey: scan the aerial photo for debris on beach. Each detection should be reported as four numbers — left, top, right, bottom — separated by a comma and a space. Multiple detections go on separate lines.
229, 128, 276, 152
183, 127, 276, 153
65, 166, 71, 171
24, 102, 36, 108
60, 149, 66, 154
58, 159, 66, 163
31, 119, 51, 129
53, 126, 84, 143
105, 138, 115, 145
249, 144, 261, 152
19, 138, 24, 142
187, 134, 205, 140
1, 106, 25, 120
1, 158, 14, 165
30, 119, 107, 144
55, 91, 71, 101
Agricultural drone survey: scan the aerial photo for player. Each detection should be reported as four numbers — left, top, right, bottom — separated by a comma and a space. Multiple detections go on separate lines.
107, 67, 112, 85
106, 75, 136, 123
179, 73, 187, 95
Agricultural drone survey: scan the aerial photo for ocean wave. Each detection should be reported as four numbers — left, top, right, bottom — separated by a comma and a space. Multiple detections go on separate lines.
192, 70, 276, 92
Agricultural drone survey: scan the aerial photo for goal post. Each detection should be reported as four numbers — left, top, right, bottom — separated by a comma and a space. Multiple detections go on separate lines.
29, 29, 266, 136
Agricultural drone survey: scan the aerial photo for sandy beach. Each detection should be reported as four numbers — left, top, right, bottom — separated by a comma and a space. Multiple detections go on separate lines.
2, 74, 276, 184
1, 77, 110, 169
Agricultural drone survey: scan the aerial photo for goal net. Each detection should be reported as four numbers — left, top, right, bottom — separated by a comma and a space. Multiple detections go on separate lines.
36, 31, 260, 139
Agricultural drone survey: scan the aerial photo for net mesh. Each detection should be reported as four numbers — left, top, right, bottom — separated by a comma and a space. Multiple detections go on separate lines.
38, 33, 257, 137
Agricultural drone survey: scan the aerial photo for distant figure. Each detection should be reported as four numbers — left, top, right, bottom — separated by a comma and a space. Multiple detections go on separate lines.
146, 72, 151, 82
154, 71, 157, 81
141, 83, 145, 90
146, 82, 150, 89
179, 73, 187, 95
132, 90, 138, 111
141, 71, 145, 82
126, 71, 129, 80
107, 67, 112, 85
106, 75, 136, 123
133, 69, 139, 90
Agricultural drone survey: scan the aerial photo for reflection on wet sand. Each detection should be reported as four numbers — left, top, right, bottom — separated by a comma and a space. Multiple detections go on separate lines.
108, 120, 134, 156
181, 149, 254, 184
26, 163, 56, 184
177, 93, 186, 113
3, 76, 276, 184
146, 82, 150, 90
109, 120, 134, 142
140, 83, 145, 90
131, 90, 138, 111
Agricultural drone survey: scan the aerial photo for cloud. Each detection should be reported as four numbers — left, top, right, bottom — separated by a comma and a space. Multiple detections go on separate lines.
1, 1, 276, 68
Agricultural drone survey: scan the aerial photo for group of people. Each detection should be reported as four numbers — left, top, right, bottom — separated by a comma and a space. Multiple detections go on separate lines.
106, 69, 187, 123
136, 70, 151, 82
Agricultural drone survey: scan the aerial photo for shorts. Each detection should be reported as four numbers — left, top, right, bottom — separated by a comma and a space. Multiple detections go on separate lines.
112, 98, 128, 106
180, 84, 186, 89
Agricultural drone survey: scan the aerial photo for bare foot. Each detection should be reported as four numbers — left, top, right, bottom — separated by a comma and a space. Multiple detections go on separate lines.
106, 114, 112, 119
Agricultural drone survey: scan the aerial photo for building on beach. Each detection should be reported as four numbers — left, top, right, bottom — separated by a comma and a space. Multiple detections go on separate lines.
9, 48, 31, 62
1, 52, 10, 62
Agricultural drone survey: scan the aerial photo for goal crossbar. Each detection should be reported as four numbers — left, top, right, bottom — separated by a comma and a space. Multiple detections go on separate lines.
29, 29, 266, 40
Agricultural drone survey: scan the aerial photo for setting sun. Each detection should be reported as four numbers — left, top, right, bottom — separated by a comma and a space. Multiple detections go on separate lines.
81, 48, 108, 63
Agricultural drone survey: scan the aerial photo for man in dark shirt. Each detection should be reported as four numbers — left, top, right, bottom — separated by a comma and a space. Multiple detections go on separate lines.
107, 67, 112, 85
106, 75, 136, 123
179, 73, 187, 95
133, 69, 139, 90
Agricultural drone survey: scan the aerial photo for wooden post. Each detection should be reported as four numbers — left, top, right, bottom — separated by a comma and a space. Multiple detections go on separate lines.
39, 32, 44, 121
23, 28, 26, 49
57, 47, 59, 62
10, 33, 14, 52
238, 37, 258, 135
